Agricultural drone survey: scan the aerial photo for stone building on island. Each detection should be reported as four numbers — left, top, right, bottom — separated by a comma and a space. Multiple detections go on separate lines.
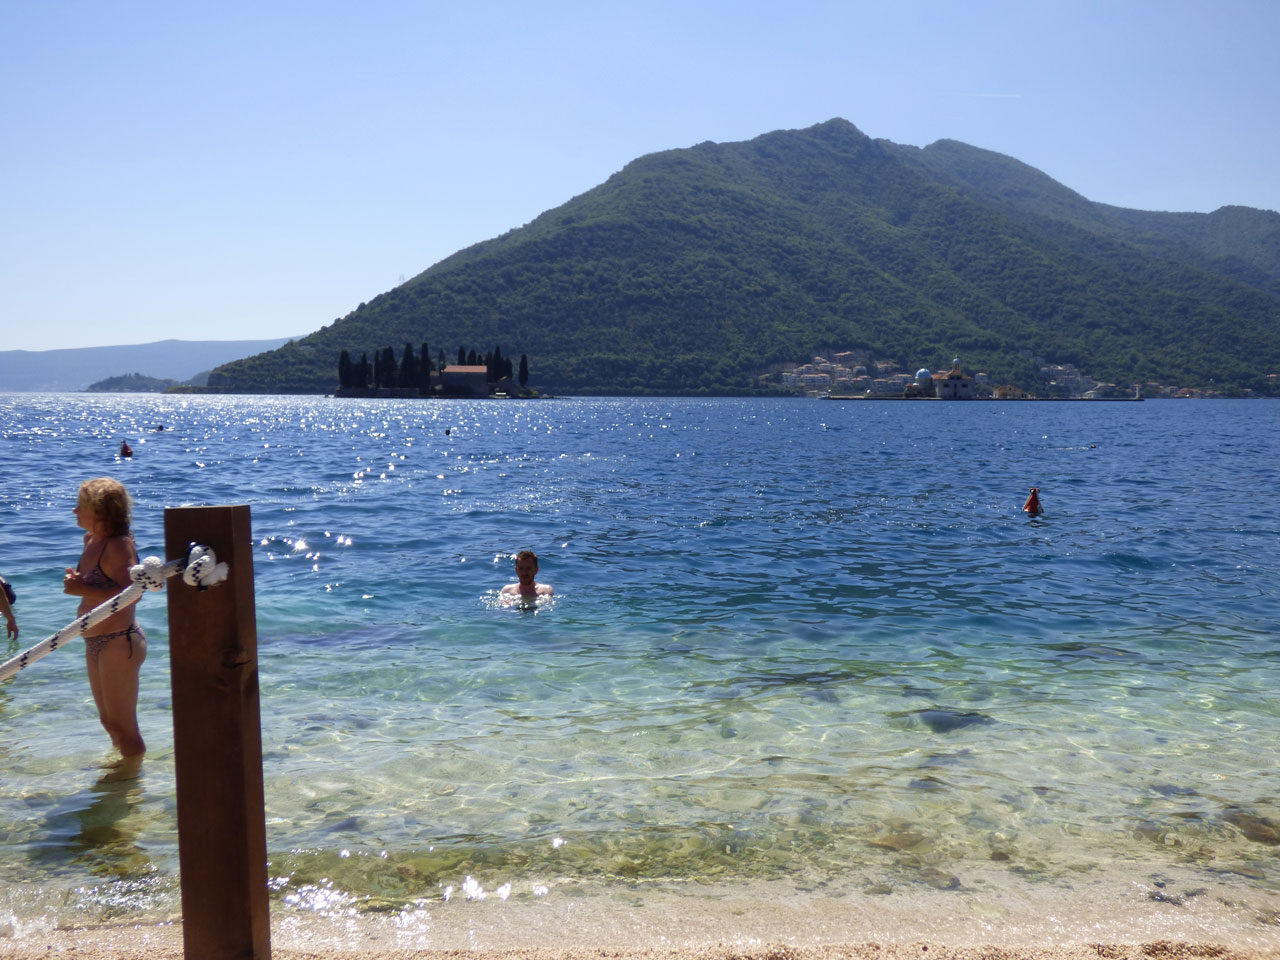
936, 358, 977, 399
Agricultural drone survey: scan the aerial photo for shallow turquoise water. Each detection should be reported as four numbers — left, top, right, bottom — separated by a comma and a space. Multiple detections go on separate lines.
0, 394, 1277, 927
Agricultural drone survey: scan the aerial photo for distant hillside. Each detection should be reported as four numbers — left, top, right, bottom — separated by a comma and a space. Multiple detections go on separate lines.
894, 138, 1280, 299
0, 337, 303, 392
85, 373, 179, 393
208, 120, 1280, 396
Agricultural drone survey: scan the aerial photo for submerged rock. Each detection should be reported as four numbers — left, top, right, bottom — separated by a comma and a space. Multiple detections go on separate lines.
1223, 808, 1280, 845
914, 708, 995, 733
917, 749, 973, 768
917, 866, 960, 890
908, 776, 948, 792
1151, 783, 1200, 798
323, 816, 362, 833
869, 831, 926, 852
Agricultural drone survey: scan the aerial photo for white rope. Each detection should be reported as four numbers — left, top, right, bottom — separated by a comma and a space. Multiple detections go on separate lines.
0, 543, 228, 683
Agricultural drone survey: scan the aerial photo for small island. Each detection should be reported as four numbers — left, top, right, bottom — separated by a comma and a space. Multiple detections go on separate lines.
85, 372, 182, 393
333, 343, 541, 399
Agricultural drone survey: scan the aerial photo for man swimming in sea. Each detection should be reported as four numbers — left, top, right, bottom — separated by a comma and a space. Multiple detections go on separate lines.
500, 550, 553, 599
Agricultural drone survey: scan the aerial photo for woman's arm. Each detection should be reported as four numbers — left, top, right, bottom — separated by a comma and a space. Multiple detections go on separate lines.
63, 537, 134, 601
0, 580, 16, 639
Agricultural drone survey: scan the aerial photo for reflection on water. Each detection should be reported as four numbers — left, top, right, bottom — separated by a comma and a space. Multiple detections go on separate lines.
17, 773, 176, 923
481, 589, 559, 613
64, 778, 151, 878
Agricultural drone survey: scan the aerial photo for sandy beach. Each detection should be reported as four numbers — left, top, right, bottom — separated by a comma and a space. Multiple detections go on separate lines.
4, 938, 1275, 960
5, 875, 1279, 960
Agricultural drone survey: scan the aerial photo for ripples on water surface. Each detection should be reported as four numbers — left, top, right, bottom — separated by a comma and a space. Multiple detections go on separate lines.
0, 394, 1277, 929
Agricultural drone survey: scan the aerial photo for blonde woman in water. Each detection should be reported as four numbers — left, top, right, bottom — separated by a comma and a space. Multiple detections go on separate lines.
63, 477, 146, 778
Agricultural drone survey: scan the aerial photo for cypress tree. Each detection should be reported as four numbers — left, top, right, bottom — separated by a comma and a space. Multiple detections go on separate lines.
373, 351, 383, 388
338, 349, 352, 389
381, 346, 397, 387
457, 346, 466, 366
438, 348, 447, 372
467, 348, 478, 366
399, 342, 417, 387
491, 345, 503, 382
518, 354, 529, 388
359, 352, 370, 388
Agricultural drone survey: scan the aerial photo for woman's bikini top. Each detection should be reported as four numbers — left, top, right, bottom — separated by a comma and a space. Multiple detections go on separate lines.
80, 537, 136, 590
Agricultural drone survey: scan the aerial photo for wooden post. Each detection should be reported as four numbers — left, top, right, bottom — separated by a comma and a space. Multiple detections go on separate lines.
165, 505, 270, 960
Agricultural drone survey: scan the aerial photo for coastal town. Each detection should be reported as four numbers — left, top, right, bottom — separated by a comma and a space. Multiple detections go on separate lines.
765, 350, 1224, 399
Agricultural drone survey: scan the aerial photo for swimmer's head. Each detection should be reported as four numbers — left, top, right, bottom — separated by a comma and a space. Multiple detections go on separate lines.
514, 550, 539, 584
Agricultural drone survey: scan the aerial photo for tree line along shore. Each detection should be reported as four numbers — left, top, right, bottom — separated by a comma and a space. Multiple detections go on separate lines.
334, 343, 537, 398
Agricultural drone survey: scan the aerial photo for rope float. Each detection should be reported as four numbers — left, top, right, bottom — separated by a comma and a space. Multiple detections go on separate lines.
0, 543, 228, 683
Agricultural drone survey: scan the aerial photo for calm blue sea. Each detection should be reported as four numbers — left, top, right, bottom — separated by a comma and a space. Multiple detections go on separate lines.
1, 394, 1277, 931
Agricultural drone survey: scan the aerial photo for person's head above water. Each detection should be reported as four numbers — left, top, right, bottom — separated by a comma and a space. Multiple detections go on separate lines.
502, 550, 553, 598
514, 550, 538, 585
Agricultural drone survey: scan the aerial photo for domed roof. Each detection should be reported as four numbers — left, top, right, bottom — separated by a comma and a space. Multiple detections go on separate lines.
915, 368, 932, 380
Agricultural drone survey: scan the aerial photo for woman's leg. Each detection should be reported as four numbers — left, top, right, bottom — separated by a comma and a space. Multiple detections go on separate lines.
84, 644, 120, 751
96, 630, 147, 760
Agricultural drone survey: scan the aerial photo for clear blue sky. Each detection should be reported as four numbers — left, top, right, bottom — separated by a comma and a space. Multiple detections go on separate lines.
3, 0, 1277, 352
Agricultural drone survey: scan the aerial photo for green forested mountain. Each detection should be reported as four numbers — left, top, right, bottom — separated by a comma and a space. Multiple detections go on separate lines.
895, 139, 1280, 299
209, 119, 1280, 396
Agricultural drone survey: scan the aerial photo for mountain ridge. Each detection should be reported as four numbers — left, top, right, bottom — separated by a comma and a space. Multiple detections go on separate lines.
189, 119, 1280, 395
0, 337, 303, 392
900, 137, 1280, 298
